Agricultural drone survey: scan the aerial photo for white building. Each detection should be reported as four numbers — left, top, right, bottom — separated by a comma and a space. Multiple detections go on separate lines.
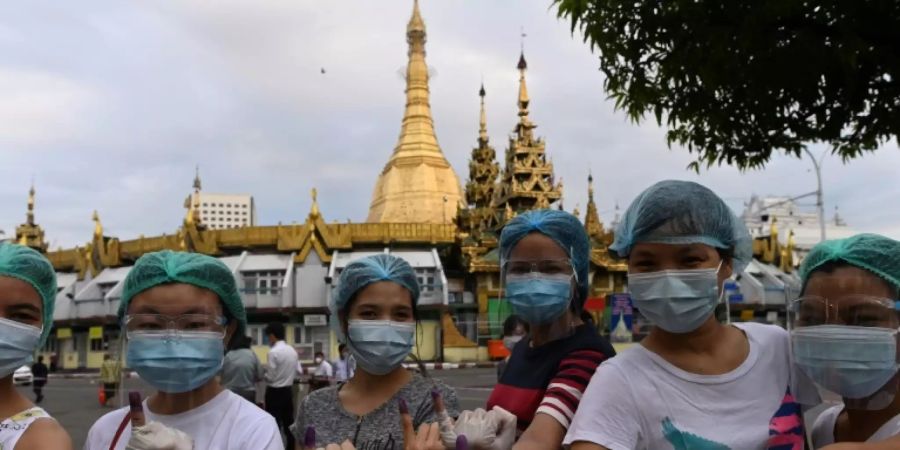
193, 192, 256, 230
741, 195, 856, 259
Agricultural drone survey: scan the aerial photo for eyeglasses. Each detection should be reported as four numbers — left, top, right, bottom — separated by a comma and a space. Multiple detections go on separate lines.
123, 314, 227, 337
789, 296, 900, 328
503, 259, 575, 277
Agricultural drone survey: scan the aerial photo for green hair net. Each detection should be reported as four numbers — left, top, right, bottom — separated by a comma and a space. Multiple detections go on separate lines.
119, 251, 246, 334
610, 180, 753, 273
0, 243, 57, 345
800, 233, 900, 291
330, 254, 420, 339
499, 209, 591, 312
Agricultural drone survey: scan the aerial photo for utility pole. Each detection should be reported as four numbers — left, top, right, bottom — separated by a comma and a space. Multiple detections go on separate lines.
803, 148, 826, 242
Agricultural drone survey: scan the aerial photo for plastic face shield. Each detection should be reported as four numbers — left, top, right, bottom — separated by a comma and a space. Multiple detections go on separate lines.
789, 293, 900, 410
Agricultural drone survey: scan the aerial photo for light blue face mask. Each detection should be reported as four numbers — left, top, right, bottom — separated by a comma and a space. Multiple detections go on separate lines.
0, 317, 41, 378
793, 325, 899, 399
127, 331, 224, 393
505, 274, 573, 325
347, 320, 414, 376
627, 265, 722, 334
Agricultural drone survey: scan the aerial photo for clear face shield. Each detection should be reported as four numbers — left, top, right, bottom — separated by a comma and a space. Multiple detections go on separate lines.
500, 258, 578, 343
789, 292, 900, 410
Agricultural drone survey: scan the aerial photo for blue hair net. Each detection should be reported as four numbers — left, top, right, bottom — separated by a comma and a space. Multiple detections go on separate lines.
119, 250, 247, 334
331, 254, 420, 318
800, 234, 900, 291
0, 243, 57, 345
499, 209, 591, 311
610, 180, 753, 273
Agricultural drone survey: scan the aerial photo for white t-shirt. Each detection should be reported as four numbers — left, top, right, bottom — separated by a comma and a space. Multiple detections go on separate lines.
84, 390, 283, 450
811, 405, 900, 447
0, 407, 51, 450
564, 323, 806, 450
314, 360, 333, 377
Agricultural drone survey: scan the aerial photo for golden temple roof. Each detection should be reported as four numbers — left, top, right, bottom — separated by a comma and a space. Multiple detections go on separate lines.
15, 183, 47, 251
367, 0, 463, 224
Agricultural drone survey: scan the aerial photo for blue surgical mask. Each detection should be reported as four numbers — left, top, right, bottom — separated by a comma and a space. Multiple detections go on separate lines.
793, 325, 899, 399
347, 320, 414, 376
127, 331, 224, 393
0, 318, 41, 378
505, 274, 572, 324
627, 266, 721, 334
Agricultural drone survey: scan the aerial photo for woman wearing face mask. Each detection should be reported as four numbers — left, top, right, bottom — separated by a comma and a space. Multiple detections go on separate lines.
0, 243, 72, 450
792, 234, 900, 447
485, 209, 616, 450
290, 254, 460, 449
84, 250, 282, 450
497, 315, 529, 380
565, 180, 806, 449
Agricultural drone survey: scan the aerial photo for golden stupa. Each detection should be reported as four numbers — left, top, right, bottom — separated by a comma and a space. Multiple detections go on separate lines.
366, 0, 463, 224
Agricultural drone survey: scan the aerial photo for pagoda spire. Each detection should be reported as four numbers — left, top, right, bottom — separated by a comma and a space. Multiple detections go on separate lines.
492, 50, 560, 220
193, 165, 202, 192
478, 83, 488, 143
366, 0, 463, 224
15, 183, 46, 251
584, 171, 606, 241
460, 84, 500, 235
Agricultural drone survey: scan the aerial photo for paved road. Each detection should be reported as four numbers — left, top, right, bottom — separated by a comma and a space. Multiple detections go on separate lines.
17, 368, 499, 449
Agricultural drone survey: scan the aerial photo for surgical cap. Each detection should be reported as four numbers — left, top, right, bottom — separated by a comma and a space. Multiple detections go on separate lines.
0, 243, 57, 344
800, 233, 900, 291
610, 180, 753, 273
332, 254, 420, 316
119, 250, 246, 334
499, 209, 591, 311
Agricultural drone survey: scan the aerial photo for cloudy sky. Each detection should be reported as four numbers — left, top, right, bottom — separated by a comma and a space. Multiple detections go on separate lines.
2, 1, 898, 248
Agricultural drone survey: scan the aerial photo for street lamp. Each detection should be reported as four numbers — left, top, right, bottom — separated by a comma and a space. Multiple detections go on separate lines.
802, 148, 827, 243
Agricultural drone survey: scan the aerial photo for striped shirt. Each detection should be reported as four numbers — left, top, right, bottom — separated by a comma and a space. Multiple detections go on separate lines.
487, 323, 615, 430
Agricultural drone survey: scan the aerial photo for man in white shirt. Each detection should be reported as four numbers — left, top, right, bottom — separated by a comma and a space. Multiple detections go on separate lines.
309, 351, 333, 392
333, 343, 356, 383
264, 322, 298, 449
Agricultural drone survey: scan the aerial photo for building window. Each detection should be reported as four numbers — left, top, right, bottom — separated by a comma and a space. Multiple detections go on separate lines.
90, 338, 103, 352
98, 282, 117, 298
415, 268, 438, 292
242, 271, 284, 295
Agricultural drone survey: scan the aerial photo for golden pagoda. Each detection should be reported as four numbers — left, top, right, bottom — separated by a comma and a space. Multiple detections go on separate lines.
459, 84, 501, 237
366, 0, 463, 224
492, 51, 561, 214
15, 184, 47, 252
583, 172, 612, 246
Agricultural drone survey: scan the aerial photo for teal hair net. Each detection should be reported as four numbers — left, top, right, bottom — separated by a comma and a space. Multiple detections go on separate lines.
332, 254, 420, 314
800, 233, 900, 291
610, 180, 753, 273
0, 243, 57, 344
499, 209, 591, 311
119, 250, 246, 334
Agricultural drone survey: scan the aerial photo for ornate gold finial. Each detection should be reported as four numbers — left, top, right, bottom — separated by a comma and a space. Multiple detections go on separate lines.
584, 171, 606, 241
310, 188, 320, 218
478, 83, 488, 142
92, 210, 103, 239
26, 183, 35, 226
408, 0, 425, 34
572, 203, 581, 219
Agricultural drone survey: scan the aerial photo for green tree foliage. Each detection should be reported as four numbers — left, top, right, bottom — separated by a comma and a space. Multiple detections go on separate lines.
554, 0, 899, 169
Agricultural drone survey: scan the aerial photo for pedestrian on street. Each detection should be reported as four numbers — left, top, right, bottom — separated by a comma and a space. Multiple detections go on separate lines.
264, 321, 298, 449
290, 254, 460, 449
496, 315, 528, 380
222, 334, 262, 404
83, 250, 282, 450
0, 243, 71, 449
333, 343, 355, 383
99, 353, 121, 406
308, 351, 333, 392
30, 355, 48, 403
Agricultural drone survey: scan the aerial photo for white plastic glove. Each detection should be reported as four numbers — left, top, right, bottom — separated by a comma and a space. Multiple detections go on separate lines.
453, 409, 497, 449
487, 406, 517, 450
125, 421, 194, 450
435, 404, 457, 448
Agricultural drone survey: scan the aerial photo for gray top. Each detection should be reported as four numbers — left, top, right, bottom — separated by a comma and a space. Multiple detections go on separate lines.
220, 348, 262, 391
291, 372, 460, 450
